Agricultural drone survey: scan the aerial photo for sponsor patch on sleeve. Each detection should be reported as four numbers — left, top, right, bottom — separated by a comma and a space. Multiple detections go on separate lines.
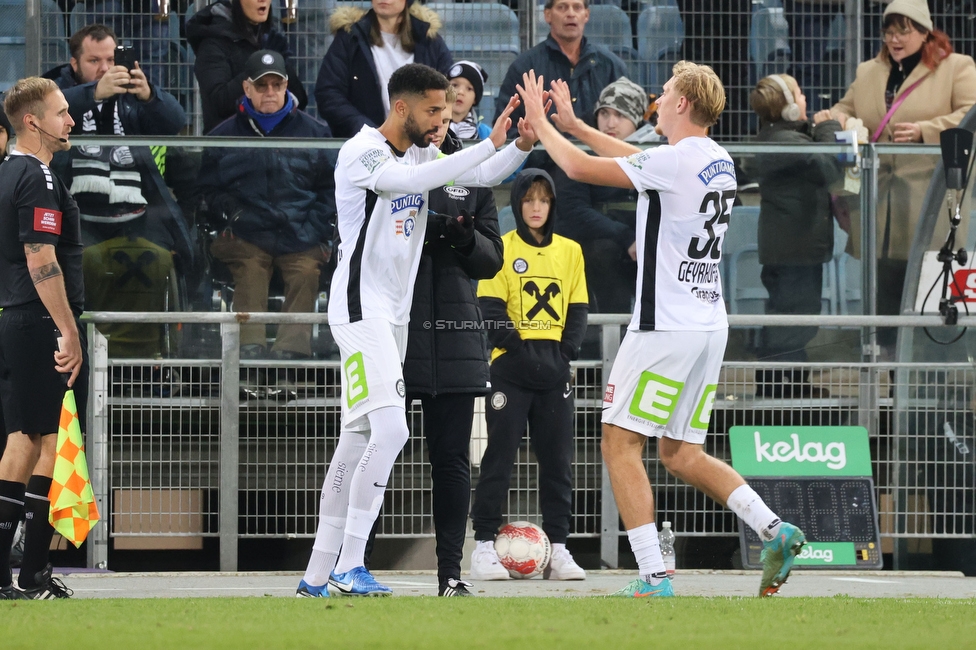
358, 149, 390, 173
33, 207, 62, 235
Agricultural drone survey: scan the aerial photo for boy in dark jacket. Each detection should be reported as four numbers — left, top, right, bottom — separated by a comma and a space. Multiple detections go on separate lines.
470, 169, 588, 581
745, 74, 844, 397
199, 50, 335, 360
401, 100, 503, 596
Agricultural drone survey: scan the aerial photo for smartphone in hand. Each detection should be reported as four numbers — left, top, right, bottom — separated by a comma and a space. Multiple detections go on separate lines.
114, 45, 136, 88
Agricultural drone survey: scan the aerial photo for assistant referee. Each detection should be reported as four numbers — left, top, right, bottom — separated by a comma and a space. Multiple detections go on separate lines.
0, 77, 85, 600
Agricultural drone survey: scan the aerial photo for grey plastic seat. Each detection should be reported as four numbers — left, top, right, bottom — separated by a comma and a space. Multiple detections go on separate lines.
636, 2, 684, 93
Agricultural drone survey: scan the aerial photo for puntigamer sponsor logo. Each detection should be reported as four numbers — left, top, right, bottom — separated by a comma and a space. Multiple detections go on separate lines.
755, 431, 846, 470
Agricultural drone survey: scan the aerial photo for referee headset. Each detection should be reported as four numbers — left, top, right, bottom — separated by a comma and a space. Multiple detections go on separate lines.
767, 75, 802, 122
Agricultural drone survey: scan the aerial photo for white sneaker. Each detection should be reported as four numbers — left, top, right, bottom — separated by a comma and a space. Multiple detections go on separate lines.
544, 546, 586, 580
469, 541, 510, 580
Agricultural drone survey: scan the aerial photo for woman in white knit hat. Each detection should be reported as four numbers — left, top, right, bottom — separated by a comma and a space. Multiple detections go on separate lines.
826, 0, 976, 353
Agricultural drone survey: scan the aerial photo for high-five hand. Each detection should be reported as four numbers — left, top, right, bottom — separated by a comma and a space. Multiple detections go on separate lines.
548, 79, 580, 135
489, 94, 520, 148
516, 71, 548, 126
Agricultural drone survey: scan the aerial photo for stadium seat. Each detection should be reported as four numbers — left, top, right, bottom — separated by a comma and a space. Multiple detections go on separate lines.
42, 0, 68, 72
834, 222, 862, 315
636, 3, 684, 93
821, 13, 846, 108
724, 205, 766, 317
428, 3, 519, 120
584, 4, 635, 64
748, 6, 791, 83
0, 0, 26, 91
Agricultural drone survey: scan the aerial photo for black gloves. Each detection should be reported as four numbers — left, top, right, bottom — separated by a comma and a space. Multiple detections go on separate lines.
444, 209, 475, 249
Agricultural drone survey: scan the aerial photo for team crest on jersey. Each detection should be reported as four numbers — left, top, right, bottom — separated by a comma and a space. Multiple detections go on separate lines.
359, 148, 389, 173
512, 258, 528, 274
395, 216, 416, 239
697, 159, 736, 186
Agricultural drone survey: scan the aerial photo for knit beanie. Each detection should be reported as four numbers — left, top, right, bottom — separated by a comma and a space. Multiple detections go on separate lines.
884, 0, 933, 32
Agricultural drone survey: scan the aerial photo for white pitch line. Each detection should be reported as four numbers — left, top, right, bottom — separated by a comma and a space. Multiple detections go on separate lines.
831, 578, 900, 584
176, 587, 296, 591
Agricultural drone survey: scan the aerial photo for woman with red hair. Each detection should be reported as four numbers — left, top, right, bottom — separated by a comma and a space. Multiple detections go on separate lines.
826, 0, 976, 353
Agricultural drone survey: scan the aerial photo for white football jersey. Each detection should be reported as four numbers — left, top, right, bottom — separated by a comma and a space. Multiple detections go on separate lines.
329, 126, 524, 326
614, 137, 736, 332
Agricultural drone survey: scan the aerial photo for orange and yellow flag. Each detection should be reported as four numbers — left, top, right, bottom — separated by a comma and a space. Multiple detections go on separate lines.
48, 389, 100, 547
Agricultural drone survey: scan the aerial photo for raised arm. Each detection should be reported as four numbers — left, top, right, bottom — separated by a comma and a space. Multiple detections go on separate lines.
548, 78, 642, 158
518, 71, 634, 189
373, 97, 520, 193
25, 243, 82, 386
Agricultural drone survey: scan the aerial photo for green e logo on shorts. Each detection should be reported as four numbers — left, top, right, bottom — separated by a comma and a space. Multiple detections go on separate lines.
690, 384, 718, 430
344, 352, 369, 409
629, 372, 683, 424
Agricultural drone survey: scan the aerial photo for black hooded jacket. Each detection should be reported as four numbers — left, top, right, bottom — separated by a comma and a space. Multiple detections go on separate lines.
479, 169, 589, 390
186, 0, 308, 133
403, 131, 503, 396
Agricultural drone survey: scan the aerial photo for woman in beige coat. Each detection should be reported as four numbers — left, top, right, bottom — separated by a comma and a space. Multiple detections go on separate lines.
828, 0, 976, 341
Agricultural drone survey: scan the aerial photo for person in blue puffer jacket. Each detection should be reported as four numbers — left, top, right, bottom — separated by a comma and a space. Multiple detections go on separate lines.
199, 50, 336, 360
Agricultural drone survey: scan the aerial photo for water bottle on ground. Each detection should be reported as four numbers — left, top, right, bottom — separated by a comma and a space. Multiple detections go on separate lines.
659, 521, 676, 579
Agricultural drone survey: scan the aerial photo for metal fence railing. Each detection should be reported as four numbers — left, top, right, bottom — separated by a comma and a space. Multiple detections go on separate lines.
17, 0, 976, 139
84, 311, 976, 572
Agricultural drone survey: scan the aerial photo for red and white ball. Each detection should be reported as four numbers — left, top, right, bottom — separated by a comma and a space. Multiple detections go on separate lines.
495, 521, 551, 579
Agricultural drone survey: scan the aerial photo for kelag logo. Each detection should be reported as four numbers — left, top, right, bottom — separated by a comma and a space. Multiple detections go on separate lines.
729, 426, 872, 477
755, 431, 846, 470
793, 542, 856, 566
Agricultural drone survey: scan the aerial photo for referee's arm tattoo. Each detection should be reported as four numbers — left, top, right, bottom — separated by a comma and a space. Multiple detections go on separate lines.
24, 242, 63, 285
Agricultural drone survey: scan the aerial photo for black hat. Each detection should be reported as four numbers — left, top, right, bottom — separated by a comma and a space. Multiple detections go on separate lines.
448, 60, 488, 107
245, 50, 288, 82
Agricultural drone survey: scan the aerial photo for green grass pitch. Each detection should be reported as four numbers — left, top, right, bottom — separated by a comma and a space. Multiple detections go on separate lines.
3, 597, 975, 649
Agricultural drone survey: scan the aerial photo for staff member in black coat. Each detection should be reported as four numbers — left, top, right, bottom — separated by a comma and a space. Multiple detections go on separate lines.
0, 78, 85, 600
187, 0, 308, 133
401, 107, 503, 597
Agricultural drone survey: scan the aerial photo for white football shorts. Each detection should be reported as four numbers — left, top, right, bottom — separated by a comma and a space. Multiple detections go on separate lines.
331, 319, 408, 431
602, 329, 728, 444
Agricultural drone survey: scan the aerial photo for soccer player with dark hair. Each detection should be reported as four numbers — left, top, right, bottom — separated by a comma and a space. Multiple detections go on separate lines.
297, 63, 539, 598
516, 63, 806, 598
0, 77, 84, 600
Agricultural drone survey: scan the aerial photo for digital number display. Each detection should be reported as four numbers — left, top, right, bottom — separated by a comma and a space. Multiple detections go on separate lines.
739, 477, 882, 569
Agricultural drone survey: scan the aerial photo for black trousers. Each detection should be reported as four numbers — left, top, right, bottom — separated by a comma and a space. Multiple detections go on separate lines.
420, 394, 475, 582
471, 372, 575, 545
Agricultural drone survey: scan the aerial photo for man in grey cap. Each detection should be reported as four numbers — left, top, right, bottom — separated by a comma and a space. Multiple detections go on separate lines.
199, 49, 336, 363
548, 77, 652, 318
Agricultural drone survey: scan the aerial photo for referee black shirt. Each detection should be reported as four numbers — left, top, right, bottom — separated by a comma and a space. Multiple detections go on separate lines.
0, 152, 84, 314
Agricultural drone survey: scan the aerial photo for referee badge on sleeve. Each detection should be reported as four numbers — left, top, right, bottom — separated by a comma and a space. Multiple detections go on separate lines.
33, 207, 62, 235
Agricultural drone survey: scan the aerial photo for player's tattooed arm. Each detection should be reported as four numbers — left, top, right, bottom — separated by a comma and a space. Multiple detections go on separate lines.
24, 242, 63, 284
30, 261, 63, 284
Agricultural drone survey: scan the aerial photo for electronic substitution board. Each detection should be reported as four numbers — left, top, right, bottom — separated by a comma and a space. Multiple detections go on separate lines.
729, 426, 883, 569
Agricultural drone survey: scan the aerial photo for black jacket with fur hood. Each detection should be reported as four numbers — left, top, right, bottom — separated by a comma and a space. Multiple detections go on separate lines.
314, 2, 453, 137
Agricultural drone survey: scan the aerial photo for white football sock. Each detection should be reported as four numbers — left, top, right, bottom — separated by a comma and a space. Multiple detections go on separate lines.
627, 523, 666, 584
333, 406, 410, 574
727, 484, 781, 542
303, 428, 368, 585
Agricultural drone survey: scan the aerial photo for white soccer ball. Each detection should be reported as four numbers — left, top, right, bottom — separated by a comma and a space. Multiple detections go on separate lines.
495, 521, 551, 579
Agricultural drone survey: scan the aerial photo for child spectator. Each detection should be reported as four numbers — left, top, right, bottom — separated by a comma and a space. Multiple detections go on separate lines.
745, 74, 844, 397
469, 169, 588, 582
448, 60, 491, 140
